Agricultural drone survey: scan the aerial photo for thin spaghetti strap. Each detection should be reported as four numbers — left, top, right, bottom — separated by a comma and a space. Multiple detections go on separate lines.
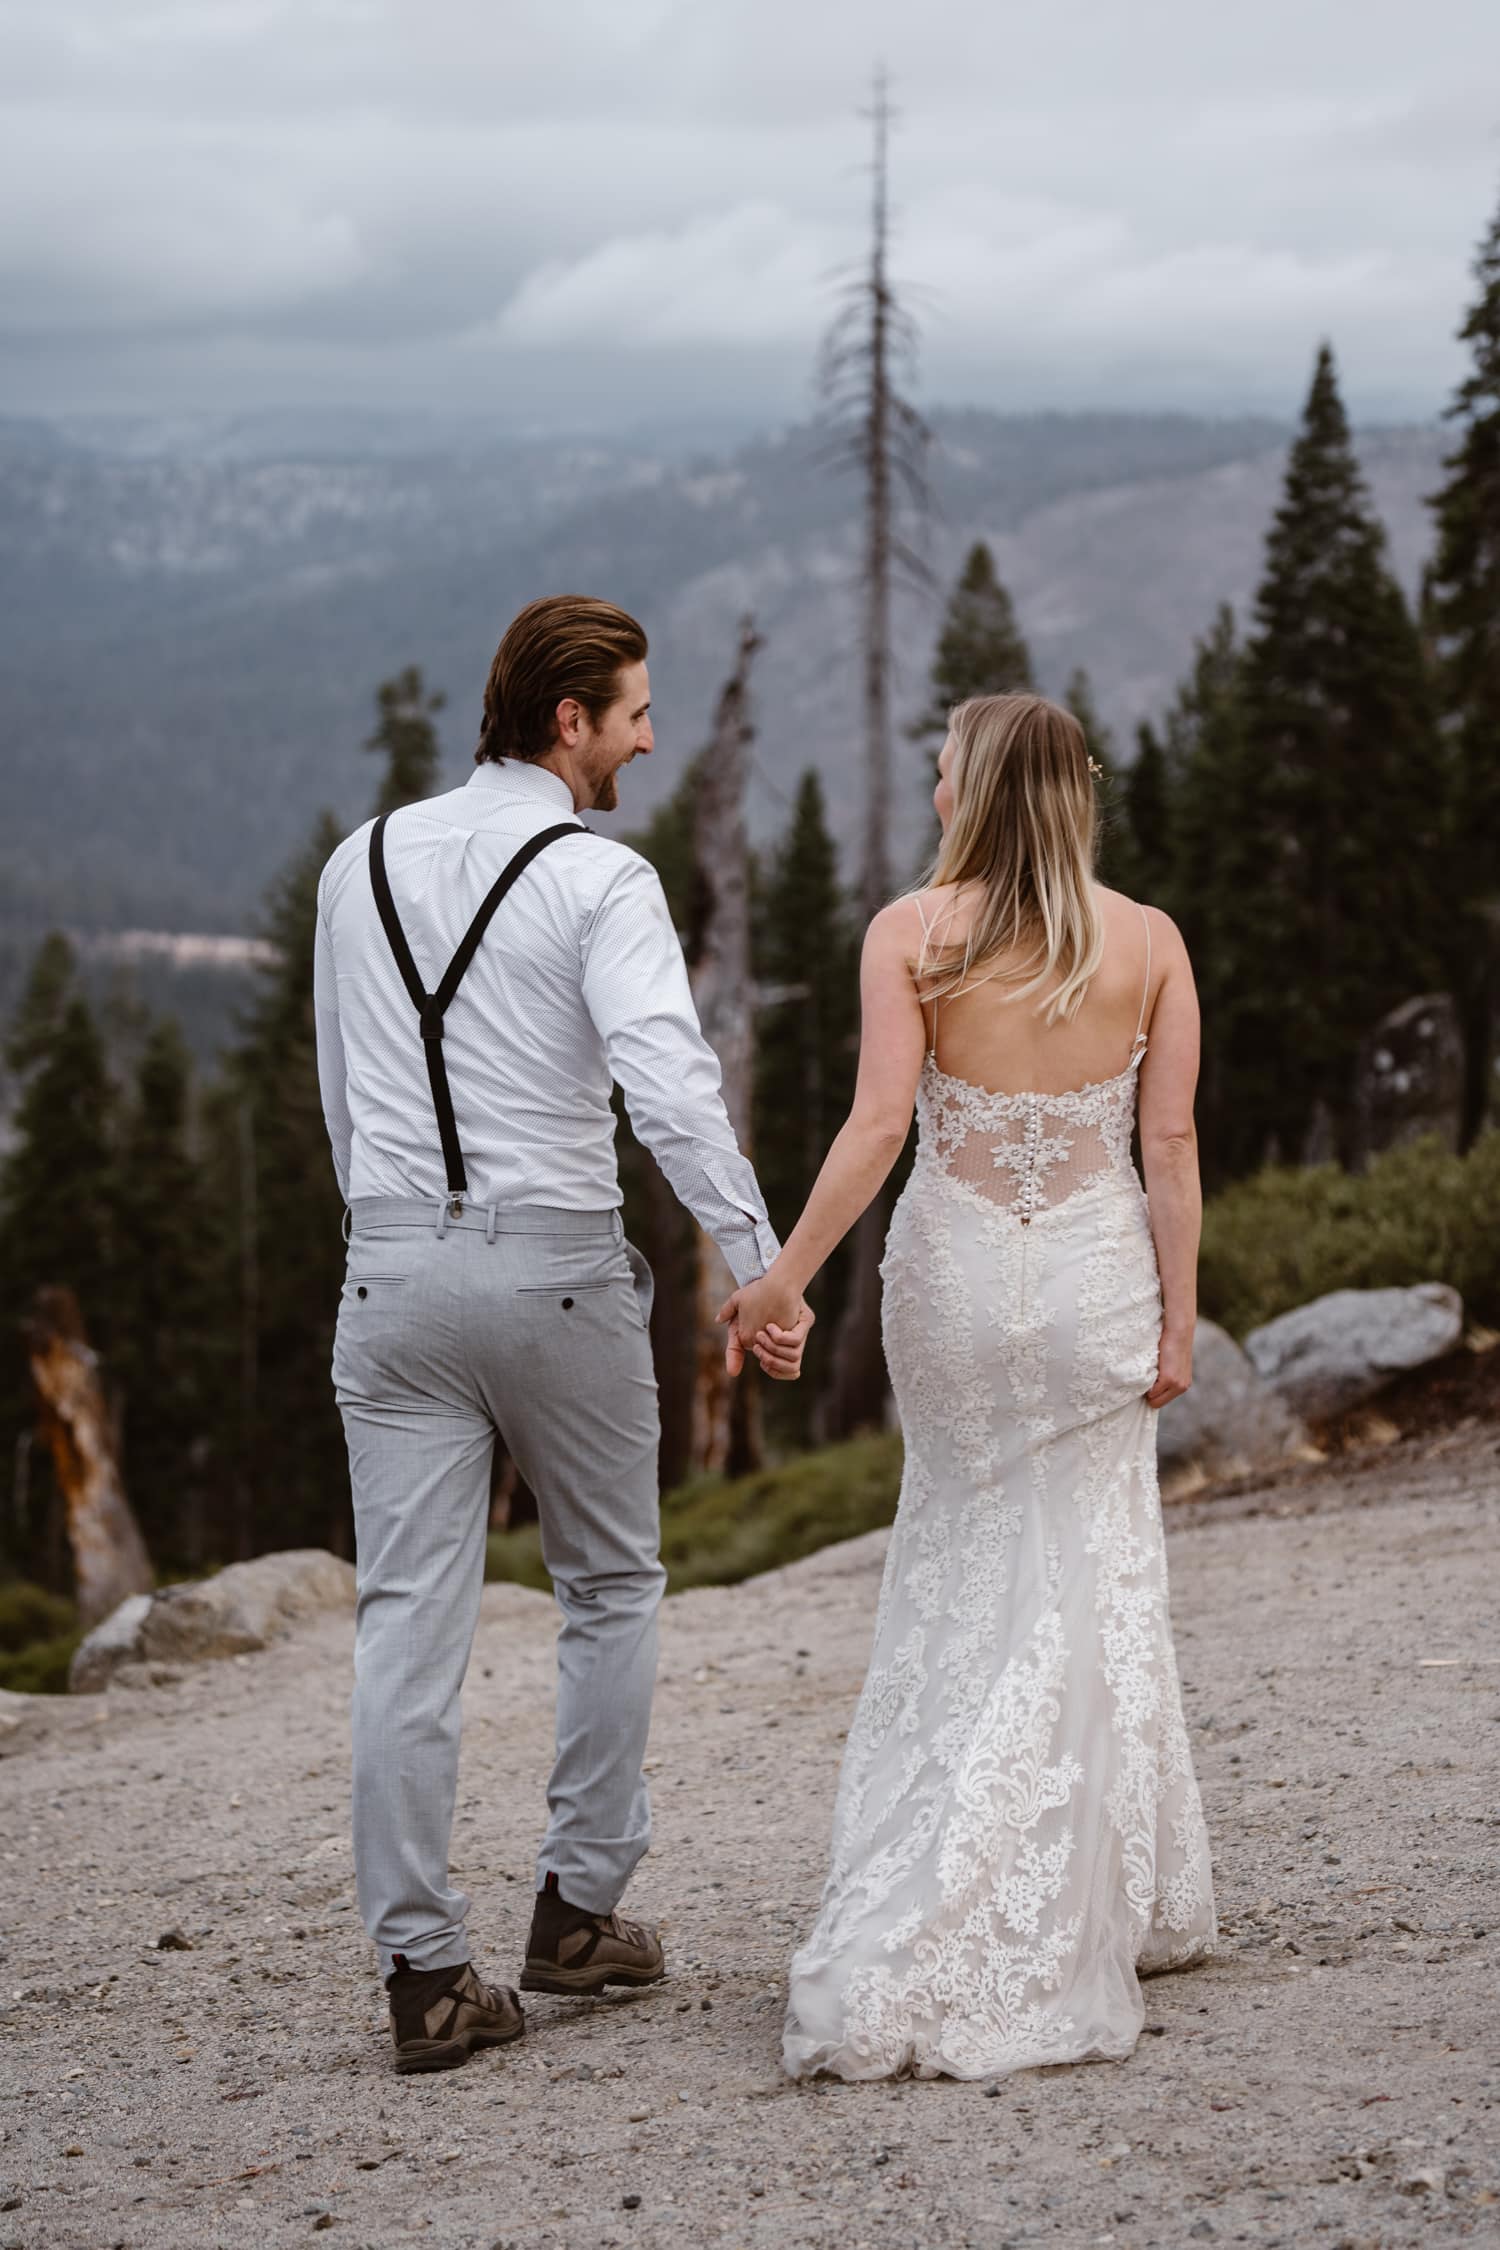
913, 894, 939, 1058
1130, 902, 1152, 1064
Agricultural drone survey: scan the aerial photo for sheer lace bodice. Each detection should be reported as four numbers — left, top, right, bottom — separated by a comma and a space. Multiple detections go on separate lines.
916, 1044, 1146, 1221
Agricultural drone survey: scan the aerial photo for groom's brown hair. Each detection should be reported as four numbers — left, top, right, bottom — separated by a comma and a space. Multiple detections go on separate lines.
476, 595, 648, 765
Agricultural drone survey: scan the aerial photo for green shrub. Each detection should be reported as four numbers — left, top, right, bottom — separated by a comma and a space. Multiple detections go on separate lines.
0, 1631, 81, 1695
1199, 1129, 1500, 1339
486, 1431, 905, 1597
0, 1580, 76, 1655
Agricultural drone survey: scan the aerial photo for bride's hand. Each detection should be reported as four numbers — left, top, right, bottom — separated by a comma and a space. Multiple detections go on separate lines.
717, 1279, 813, 1377
1145, 1326, 1193, 1408
748, 1304, 815, 1380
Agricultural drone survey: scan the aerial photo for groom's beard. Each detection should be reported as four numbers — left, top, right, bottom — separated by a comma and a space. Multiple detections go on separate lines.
590, 766, 621, 813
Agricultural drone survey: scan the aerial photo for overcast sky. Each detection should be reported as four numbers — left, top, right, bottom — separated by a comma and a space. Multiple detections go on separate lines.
3, 0, 1497, 431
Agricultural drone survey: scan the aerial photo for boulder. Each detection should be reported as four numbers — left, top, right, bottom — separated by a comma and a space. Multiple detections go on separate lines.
69, 1548, 356, 1693
64, 1592, 153, 1695
1352, 993, 1465, 1165
1244, 1283, 1464, 1424
1156, 1319, 1309, 1487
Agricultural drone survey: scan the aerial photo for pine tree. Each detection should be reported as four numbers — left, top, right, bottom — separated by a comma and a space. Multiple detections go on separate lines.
364, 665, 445, 814
112, 1019, 216, 1565
753, 773, 858, 1438
912, 542, 1034, 743
1426, 184, 1500, 1142
616, 759, 709, 1490
210, 812, 348, 1557
625, 755, 705, 930
1121, 723, 1173, 899
0, 988, 116, 1333
1065, 667, 1133, 888
1064, 666, 1114, 774
3, 931, 76, 1076
1241, 343, 1448, 1162
0, 957, 119, 1585
1151, 606, 1265, 1180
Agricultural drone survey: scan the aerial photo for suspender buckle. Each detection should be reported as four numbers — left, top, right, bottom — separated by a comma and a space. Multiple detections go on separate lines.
447, 1193, 464, 1218
419, 999, 445, 1043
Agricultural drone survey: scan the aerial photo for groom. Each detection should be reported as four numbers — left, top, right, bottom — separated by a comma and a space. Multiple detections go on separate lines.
314, 594, 811, 2073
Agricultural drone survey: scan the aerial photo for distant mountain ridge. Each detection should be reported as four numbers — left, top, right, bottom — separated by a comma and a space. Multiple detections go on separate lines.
0, 406, 1446, 936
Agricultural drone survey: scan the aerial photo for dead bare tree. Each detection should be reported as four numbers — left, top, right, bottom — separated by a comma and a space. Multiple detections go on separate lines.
685, 617, 765, 1477
24, 1286, 154, 1631
820, 67, 931, 1438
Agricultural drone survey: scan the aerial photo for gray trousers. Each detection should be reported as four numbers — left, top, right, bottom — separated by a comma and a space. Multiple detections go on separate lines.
332, 1196, 664, 1978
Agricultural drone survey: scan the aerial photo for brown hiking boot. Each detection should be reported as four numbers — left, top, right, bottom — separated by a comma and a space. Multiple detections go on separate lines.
385, 1957, 525, 2074
520, 1871, 666, 1996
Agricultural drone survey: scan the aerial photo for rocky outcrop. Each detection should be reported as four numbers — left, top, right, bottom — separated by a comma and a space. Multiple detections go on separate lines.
69, 1548, 357, 1693
1156, 1319, 1310, 1488
1244, 1283, 1464, 1423
1353, 994, 1465, 1165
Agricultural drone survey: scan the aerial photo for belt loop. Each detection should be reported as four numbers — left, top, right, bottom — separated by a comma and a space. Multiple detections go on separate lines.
613, 1210, 625, 1244
435, 1198, 449, 1239
341, 1204, 353, 1246
486, 1205, 498, 1245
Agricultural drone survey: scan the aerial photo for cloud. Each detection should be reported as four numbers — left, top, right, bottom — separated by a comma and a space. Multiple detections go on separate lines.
1, 0, 1497, 419
0, 113, 367, 333
493, 203, 834, 349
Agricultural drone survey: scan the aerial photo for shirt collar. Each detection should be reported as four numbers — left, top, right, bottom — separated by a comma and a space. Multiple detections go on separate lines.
467, 757, 578, 816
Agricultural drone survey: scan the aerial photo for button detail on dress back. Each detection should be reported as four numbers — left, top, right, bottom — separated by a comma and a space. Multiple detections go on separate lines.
916, 1054, 1144, 1220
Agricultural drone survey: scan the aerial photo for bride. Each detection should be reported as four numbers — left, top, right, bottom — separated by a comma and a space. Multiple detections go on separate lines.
721, 692, 1217, 2082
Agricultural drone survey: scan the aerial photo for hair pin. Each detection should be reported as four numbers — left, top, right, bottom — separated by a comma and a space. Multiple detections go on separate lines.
1087, 755, 1104, 779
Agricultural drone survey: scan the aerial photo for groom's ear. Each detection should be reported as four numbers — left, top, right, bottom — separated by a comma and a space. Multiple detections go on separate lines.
554, 695, 587, 748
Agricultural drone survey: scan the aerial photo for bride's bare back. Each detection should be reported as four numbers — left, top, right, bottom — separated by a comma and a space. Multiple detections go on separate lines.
910, 880, 1158, 1097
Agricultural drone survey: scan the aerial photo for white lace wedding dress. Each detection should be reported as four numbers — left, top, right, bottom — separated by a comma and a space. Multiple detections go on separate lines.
784, 929, 1217, 2082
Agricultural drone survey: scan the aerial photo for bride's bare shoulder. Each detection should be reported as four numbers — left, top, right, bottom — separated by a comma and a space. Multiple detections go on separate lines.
1093, 883, 1185, 949
909, 880, 976, 931
869, 884, 972, 965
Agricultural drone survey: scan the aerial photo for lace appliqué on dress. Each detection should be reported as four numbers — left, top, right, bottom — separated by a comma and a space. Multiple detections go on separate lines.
784, 1050, 1217, 2083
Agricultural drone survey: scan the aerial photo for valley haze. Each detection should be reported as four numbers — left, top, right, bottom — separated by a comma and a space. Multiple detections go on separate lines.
0, 404, 1444, 938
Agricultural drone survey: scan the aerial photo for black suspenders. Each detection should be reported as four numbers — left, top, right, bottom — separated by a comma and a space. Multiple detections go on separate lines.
367, 812, 586, 1208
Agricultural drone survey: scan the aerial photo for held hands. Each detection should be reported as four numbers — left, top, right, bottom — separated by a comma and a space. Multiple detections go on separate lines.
716, 1272, 815, 1381
1145, 1325, 1193, 1409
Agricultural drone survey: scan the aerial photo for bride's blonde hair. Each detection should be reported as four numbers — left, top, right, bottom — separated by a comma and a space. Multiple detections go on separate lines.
915, 693, 1103, 1023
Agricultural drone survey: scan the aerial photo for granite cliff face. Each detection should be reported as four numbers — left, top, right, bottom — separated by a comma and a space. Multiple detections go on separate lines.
0, 408, 1443, 934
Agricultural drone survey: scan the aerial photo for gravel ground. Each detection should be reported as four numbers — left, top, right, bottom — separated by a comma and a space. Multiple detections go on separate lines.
1, 1417, 1497, 2250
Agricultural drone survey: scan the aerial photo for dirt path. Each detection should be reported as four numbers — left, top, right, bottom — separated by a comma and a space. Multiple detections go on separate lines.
1, 1423, 1497, 2250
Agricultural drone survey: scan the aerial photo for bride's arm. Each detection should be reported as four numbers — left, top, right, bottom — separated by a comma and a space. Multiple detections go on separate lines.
720, 901, 928, 1340
1136, 909, 1201, 1407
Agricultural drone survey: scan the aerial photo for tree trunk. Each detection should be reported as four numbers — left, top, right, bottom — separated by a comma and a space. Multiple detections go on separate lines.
642, 1150, 696, 1494
234, 1096, 258, 1561
1457, 912, 1499, 1151
826, 81, 897, 1438
24, 1286, 154, 1631
687, 618, 764, 1476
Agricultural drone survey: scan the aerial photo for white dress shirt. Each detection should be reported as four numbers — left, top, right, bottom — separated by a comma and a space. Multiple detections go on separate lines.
314, 758, 780, 1287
